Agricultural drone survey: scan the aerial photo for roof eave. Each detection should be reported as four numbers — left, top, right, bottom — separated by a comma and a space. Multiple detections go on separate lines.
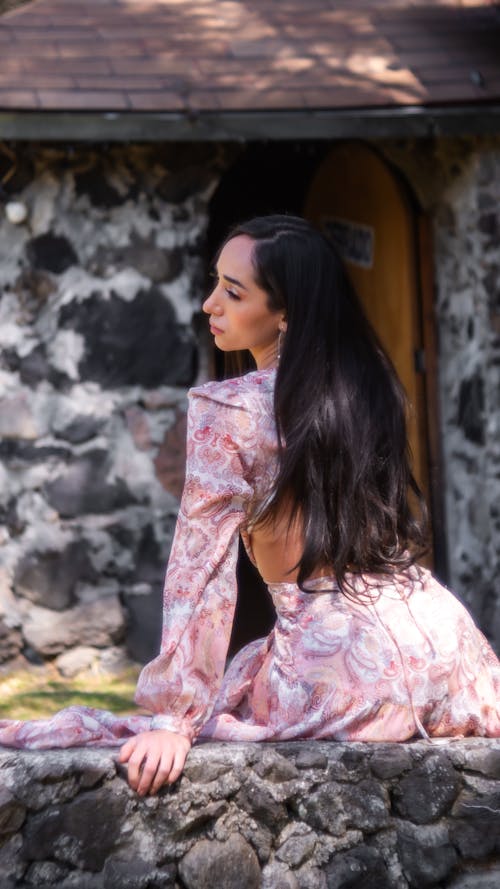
1, 104, 500, 142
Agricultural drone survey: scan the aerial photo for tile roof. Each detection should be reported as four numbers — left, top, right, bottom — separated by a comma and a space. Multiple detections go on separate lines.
0, 0, 499, 113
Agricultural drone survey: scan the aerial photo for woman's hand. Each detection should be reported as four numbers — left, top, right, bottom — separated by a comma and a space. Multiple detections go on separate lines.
119, 729, 191, 795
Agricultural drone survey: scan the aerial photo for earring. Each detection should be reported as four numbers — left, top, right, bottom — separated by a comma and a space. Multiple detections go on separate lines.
277, 323, 286, 362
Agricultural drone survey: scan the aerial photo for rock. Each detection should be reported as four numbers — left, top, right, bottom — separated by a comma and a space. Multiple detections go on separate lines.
74, 168, 125, 208
449, 777, 500, 858
293, 748, 328, 771
253, 748, 300, 783
23, 783, 128, 871
396, 821, 458, 887
178, 834, 261, 889
44, 450, 135, 518
26, 233, 78, 274
123, 583, 163, 665
5, 201, 28, 225
13, 541, 95, 611
236, 779, 288, 829
91, 237, 182, 284
457, 372, 485, 445
55, 414, 107, 444
0, 833, 23, 889
369, 746, 412, 780
0, 618, 23, 663
447, 867, 500, 889
339, 780, 389, 832
154, 408, 188, 498
276, 829, 317, 868
0, 395, 39, 440
0, 787, 26, 835
22, 595, 125, 657
55, 646, 101, 678
325, 846, 389, 889
103, 856, 176, 888
392, 752, 461, 823
295, 782, 346, 835
262, 860, 300, 889
18, 345, 52, 386
59, 289, 196, 388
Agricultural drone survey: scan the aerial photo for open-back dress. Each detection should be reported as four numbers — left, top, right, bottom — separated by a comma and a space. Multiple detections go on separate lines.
0, 367, 499, 749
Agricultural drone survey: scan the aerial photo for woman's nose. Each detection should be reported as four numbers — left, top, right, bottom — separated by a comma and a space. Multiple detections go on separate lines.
203, 289, 220, 315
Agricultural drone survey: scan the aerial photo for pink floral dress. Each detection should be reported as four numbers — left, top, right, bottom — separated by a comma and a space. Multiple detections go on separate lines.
0, 368, 498, 749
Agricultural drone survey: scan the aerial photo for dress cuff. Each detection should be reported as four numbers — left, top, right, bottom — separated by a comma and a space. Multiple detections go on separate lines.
150, 714, 194, 741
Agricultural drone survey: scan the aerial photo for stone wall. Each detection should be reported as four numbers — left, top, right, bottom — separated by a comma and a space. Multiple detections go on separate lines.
0, 739, 499, 888
381, 136, 500, 652
0, 143, 225, 670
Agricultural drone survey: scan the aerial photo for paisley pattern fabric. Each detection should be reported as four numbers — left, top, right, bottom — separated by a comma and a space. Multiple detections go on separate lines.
0, 367, 498, 749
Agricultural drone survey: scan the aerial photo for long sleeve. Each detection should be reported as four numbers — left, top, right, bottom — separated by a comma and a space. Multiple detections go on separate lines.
134, 382, 256, 741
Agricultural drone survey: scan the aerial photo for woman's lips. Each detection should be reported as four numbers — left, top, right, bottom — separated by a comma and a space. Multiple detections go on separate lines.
209, 322, 224, 335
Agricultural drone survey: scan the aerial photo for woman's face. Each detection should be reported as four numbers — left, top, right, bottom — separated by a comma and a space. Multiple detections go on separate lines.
202, 235, 285, 370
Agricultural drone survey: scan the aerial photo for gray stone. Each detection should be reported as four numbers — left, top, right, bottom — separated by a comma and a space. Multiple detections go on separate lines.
55, 646, 101, 678
339, 780, 389, 832
457, 372, 485, 445
59, 289, 196, 389
0, 786, 26, 835
0, 395, 39, 440
178, 834, 261, 889
294, 864, 327, 889
293, 747, 328, 770
295, 782, 346, 835
44, 450, 135, 518
450, 778, 500, 857
237, 779, 288, 828
91, 237, 182, 285
23, 784, 128, 871
325, 846, 389, 889
13, 541, 94, 611
369, 746, 412, 780
103, 856, 176, 888
0, 833, 24, 888
253, 748, 300, 783
392, 752, 461, 823
24, 860, 70, 886
396, 820, 458, 887
447, 867, 500, 889
276, 831, 317, 868
22, 595, 125, 656
262, 860, 300, 888
26, 232, 79, 274
56, 414, 107, 444
0, 617, 23, 663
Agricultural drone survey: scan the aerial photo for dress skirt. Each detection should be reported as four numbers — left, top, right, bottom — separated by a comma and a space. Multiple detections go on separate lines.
0, 568, 498, 749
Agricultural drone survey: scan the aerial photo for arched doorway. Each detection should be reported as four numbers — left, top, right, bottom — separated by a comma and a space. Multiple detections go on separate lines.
304, 141, 431, 507
304, 143, 445, 574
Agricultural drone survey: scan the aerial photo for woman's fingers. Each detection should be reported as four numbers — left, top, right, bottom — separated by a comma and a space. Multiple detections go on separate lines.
118, 730, 191, 795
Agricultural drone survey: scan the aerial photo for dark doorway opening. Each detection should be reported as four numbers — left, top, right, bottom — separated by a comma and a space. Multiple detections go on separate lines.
208, 142, 327, 656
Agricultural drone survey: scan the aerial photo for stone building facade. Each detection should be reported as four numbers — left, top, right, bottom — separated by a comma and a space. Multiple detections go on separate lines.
0, 134, 499, 674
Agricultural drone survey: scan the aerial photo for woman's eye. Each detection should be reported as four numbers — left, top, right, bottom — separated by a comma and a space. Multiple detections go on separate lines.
226, 288, 241, 301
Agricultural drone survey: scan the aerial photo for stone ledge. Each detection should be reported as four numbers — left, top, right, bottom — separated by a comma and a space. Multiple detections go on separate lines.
1, 739, 500, 889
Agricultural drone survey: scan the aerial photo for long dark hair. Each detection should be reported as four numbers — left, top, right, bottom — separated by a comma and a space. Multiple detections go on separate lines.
220, 215, 428, 591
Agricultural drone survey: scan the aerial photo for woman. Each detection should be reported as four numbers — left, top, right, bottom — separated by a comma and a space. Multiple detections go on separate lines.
1, 216, 499, 795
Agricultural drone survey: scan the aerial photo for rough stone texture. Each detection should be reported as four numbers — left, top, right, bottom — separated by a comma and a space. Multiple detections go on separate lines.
0, 739, 498, 889
0, 143, 224, 668
380, 136, 500, 653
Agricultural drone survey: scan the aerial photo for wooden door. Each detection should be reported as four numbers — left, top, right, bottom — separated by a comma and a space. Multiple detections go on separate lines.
304, 142, 430, 508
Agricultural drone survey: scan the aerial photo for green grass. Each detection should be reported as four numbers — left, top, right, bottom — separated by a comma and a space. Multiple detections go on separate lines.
0, 666, 142, 721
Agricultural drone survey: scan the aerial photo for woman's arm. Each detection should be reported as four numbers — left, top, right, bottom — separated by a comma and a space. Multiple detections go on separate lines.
124, 384, 257, 791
